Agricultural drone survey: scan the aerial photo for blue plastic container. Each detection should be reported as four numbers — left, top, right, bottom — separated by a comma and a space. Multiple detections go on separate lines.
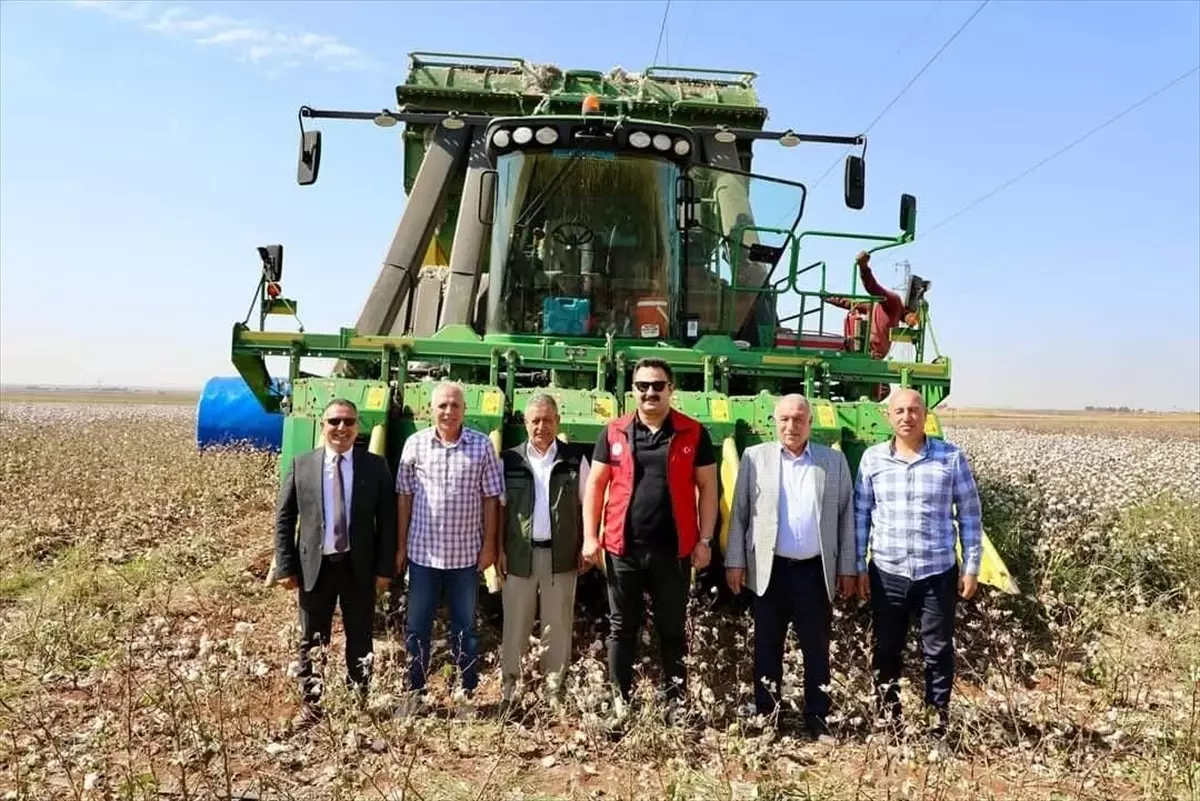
542, 297, 590, 335
195, 375, 288, 451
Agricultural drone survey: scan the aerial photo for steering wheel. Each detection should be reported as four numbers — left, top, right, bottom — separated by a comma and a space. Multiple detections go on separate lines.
549, 221, 594, 249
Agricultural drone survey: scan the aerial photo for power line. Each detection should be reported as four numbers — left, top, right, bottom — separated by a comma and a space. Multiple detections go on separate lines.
676, 0, 703, 65
809, 0, 992, 192
652, 0, 672, 66
922, 63, 1200, 238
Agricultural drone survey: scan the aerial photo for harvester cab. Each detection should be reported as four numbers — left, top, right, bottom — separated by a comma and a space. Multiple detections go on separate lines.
198, 52, 1017, 597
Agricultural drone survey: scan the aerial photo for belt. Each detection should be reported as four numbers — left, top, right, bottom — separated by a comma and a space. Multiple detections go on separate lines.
323, 551, 351, 562
531, 539, 553, 548
775, 554, 820, 566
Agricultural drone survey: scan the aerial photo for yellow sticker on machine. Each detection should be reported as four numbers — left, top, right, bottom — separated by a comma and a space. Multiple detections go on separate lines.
481, 392, 503, 416
710, 398, 730, 421
594, 397, 615, 420
925, 412, 941, 436
816, 405, 836, 428
364, 386, 388, 411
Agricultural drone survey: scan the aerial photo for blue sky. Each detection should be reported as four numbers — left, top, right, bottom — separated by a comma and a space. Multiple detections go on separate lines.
2, 0, 1197, 410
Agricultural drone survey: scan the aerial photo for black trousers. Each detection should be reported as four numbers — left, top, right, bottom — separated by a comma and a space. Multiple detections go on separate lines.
753, 555, 831, 719
869, 562, 958, 719
604, 547, 690, 702
297, 555, 377, 705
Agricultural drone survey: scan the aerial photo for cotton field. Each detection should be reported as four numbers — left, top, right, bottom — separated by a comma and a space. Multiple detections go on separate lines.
0, 399, 1196, 801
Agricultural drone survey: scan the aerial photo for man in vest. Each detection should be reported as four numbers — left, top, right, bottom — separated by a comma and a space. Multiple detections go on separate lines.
497, 394, 591, 711
582, 358, 720, 718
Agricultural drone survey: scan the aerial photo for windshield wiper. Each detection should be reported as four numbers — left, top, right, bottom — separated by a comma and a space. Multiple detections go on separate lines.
512, 151, 587, 233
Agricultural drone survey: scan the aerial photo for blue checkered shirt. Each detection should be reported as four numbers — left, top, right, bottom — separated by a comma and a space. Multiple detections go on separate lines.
396, 426, 505, 571
854, 437, 983, 581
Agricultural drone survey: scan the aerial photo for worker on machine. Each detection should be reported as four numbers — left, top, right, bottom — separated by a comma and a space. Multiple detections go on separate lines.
826, 251, 917, 360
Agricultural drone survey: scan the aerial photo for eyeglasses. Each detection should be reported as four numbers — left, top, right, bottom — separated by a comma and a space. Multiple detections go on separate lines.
324, 417, 358, 428
633, 381, 669, 393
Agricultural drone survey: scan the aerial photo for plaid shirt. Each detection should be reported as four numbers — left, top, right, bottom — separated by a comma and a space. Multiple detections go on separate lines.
854, 437, 983, 581
396, 426, 505, 570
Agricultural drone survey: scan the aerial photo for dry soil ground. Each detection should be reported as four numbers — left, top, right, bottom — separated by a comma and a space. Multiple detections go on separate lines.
0, 393, 1197, 801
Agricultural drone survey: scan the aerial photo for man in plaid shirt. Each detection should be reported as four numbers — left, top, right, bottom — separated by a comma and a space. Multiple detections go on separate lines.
395, 382, 504, 711
854, 388, 983, 735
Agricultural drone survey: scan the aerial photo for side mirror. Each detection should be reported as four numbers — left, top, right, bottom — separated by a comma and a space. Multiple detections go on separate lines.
298, 130, 322, 186
478, 169, 497, 226
844, 155, 865, 210
257, 244, 283, 282
903, 273, 930, 313
899, 193, 917, 238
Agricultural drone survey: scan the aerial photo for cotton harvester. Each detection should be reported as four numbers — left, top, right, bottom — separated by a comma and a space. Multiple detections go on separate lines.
196, 52, 1015, 595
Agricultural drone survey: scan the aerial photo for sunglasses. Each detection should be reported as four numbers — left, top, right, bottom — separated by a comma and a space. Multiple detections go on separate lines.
633, 381, 669, 393
324, 417, 358, 428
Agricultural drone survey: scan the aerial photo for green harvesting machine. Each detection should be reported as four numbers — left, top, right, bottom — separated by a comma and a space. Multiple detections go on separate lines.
197, 52, 1014, 593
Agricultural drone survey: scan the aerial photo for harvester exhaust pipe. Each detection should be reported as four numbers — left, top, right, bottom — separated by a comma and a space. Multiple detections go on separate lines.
438, 128, 491, 329
338, 122, 472, 374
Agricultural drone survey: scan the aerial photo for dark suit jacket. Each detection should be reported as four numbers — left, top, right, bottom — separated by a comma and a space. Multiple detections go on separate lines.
274, 445, 398, 593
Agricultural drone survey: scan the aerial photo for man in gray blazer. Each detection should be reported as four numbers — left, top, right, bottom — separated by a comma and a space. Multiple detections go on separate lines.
274, 398, 397, 726
725, 394, 857, 736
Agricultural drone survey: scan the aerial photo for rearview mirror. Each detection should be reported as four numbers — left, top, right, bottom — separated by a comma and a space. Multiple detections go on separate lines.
478, 169, 497, 226
844, 155, 865, 210
900, 193, 917, 238
298, 130, 322, 186
257, 244, 283, 282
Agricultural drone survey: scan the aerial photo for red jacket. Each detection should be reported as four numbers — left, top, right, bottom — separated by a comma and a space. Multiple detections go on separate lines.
828, 266, 906, 359
601, 409, 703, 558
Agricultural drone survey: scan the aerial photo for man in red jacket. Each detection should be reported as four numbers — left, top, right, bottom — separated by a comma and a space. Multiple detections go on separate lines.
826, 251, 915, 360
582, 358, 719, 718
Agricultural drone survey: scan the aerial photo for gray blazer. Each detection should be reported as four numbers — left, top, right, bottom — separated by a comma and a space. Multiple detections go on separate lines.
274, 446, 398, 593
724, 440, 856, 602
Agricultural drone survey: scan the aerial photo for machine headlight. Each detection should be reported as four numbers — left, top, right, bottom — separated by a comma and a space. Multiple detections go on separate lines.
535, 126, 559, 145
652, 133, 671, 151
491, 129, 511, 148
673, 138, 691, 156
512, 126, 533, 145
629, 131, 652, 149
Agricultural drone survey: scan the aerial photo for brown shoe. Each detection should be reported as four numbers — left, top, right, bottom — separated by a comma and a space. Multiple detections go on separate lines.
291, 702, 322, 730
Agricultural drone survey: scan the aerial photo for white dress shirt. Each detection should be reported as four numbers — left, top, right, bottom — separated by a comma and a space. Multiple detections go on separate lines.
776, 442, 820, 560
523, 440, 591, 542
322, 446, 353, 554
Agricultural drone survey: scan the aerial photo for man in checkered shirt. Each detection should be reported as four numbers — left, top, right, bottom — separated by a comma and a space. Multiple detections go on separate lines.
854, 387, 983, 736
395, 382, 504, 710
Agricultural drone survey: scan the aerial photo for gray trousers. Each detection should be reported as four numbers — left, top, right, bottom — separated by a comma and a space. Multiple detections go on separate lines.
501, 547, 577, 699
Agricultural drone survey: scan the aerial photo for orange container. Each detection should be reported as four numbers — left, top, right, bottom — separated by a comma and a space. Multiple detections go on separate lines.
634, 298, 669, 339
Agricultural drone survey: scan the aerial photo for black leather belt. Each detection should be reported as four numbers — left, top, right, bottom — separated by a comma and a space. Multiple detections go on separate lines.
532, 540, 553, 548
776, 554, 820, 566
323, 552, 351, 562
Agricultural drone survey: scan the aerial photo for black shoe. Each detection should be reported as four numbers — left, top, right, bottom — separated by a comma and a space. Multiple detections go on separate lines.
805, 714, 830, 739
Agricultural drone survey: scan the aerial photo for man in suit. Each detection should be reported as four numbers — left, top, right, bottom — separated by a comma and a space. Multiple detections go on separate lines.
274, 398, 398, 727
724, 394, 857, 737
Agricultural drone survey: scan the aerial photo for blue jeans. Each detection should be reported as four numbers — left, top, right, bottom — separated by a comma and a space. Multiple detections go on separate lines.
405, 562, 480, 693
